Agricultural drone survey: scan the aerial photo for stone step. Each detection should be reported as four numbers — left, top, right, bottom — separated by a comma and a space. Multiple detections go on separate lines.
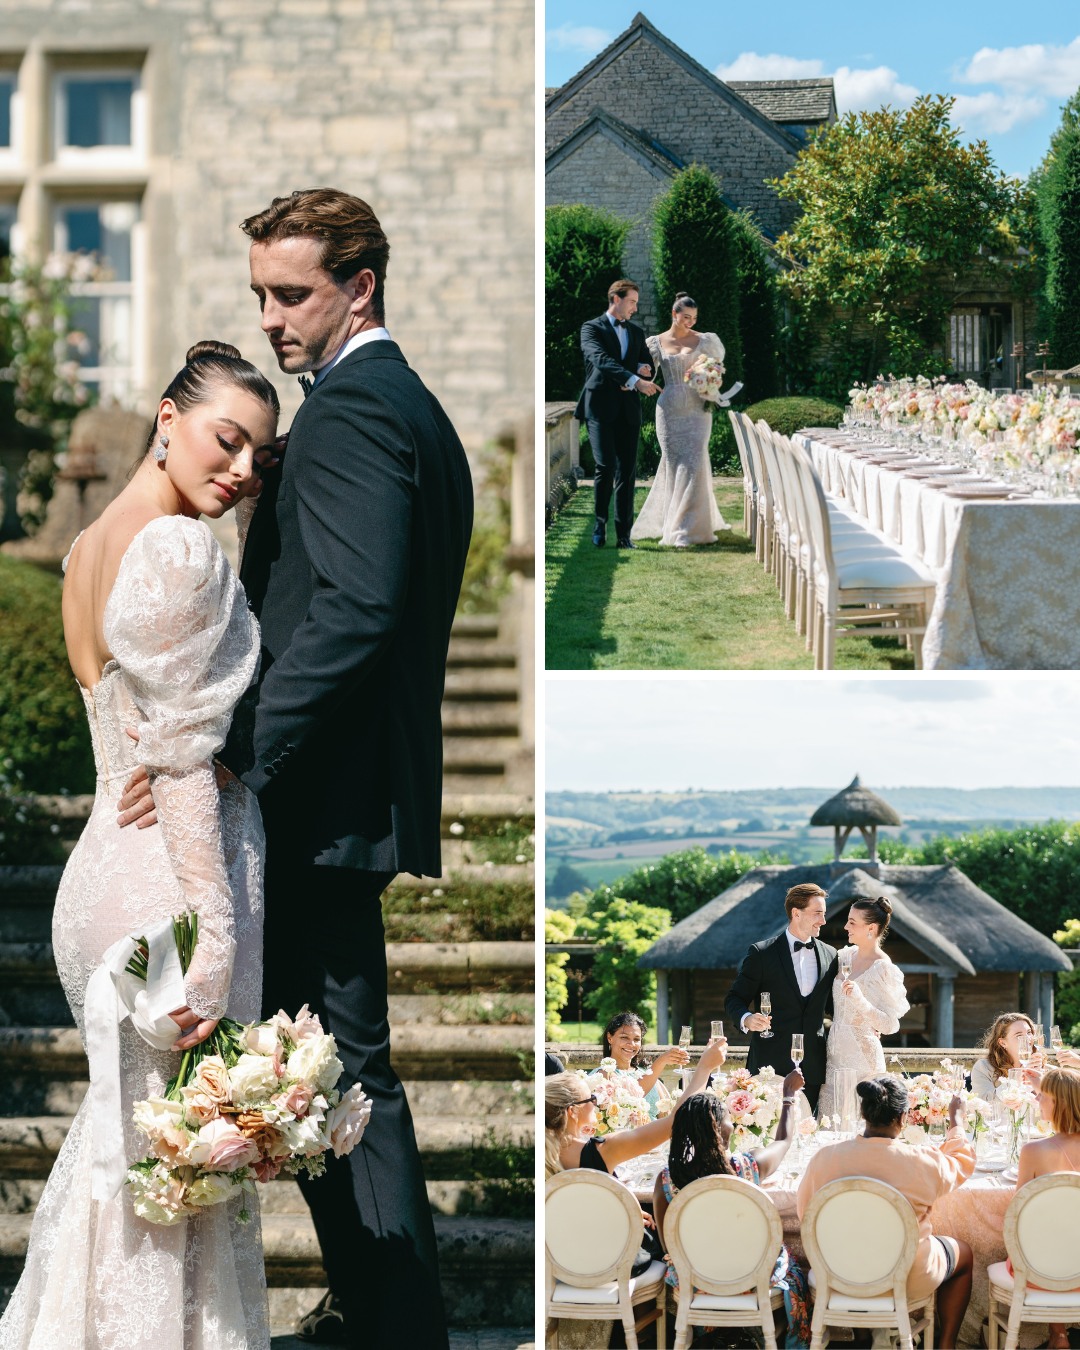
442, 738, 519, 774
442, 669, 520, 702
442, 704, 521, 736
445, 639, 517, 669
0, 1114, 533, 1180
449, 614, 502, 639
3, 1074, 533, 1124
0, 1023, 533, 1082
0, 1213, 534, 1329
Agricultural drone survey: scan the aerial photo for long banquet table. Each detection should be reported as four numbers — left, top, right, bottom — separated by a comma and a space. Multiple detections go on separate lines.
796, 432, 1080, 669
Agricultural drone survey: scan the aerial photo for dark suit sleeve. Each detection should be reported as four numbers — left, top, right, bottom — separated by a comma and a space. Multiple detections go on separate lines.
581, 321, 635, 387
725, 944, 763, 1030
239, 387, 414, 796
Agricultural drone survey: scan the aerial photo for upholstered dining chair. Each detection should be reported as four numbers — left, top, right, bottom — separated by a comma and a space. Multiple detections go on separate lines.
802, 1176, 935, 1350
664, 1173, 786, 1350
545, 1169, 667, 1350
987, 1172, 1080, 1350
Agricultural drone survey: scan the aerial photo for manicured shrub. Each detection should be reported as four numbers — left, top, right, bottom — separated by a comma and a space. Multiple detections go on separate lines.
745, 396, 845, 437
731, 211, 781, 402
546, 204, 631, 401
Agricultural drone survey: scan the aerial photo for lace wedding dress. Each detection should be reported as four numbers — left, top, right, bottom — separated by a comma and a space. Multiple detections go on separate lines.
0, 515, 269, 1349
630, 332, 730, 546
819, 954, 910, 1119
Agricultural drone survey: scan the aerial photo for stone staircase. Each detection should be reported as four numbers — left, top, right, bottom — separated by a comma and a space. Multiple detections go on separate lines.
0, 610, 535, 1341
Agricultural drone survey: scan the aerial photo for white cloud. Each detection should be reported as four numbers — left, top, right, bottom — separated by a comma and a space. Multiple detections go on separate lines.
715, 52, 826, 82
832, 66, 920, 115
951, 90, 1046, 137
546, 23, 612, 55
956, 38, 1080, 98
714, 52, 919, 116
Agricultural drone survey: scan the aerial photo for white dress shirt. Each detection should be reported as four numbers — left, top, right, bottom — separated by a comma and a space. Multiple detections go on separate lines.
311, 325, 392, 389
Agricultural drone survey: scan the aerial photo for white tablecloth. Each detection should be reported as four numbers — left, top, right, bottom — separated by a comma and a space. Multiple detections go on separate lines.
799, 434, 1080, 669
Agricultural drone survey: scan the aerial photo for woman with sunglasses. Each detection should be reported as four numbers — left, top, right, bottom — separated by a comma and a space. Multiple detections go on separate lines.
544, 1036, 728, 1177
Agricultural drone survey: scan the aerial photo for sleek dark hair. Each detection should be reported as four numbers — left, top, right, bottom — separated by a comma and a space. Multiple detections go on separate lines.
601, 1011, 648, 1068
850, 896, 893, 942
856, 1075, 909, 1128
668, 1093, 735, 1190
672, 292, 698, 313
146, 340, 280, 455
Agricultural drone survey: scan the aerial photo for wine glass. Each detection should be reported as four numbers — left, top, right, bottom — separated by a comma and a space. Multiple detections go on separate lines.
759, 992, 773, 1039
791, 1033, 804, 1067
710, 1020, 724, 1041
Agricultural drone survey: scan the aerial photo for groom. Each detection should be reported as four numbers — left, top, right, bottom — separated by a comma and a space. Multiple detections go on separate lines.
575, 279, 657, 548
725, 882, 837, 1111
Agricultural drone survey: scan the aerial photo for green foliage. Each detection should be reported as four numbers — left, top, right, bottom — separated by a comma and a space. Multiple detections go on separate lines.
473, 1131, 534, 1218
545, 204, 631, 400
588, 846, 787, 926
549, 861, 590, 899
580, 895, 671, 1027
1055, 918, 1080, 948
0, 554, 93, 793
731, 211, 781, 401
744, 397, 845, 438
545, 907, 577, 1035
457, 440, 511, 615
652, 165, 743, 385
772, 95, 1025, 382
1036, 91, 1080, 368
0, 763, 67, 865
0, 255, 94, 532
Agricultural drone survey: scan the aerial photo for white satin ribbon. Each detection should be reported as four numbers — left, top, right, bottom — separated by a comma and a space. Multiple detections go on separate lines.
86, 918, 187, 1201
713, 379, 744, 408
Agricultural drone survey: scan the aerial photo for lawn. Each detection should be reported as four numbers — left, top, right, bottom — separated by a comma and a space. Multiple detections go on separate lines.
545, 478, 916, 671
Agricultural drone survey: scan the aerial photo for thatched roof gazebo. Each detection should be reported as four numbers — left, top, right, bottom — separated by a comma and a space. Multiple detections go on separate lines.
809, 774, 902, 865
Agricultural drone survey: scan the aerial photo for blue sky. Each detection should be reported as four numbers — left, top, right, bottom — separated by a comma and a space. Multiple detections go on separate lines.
545, 2, 1080, 179
546, 678, 1080, 791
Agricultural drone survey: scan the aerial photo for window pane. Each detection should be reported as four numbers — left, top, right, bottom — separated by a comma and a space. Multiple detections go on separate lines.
0, 78, 12, 148
65, 78, 133, 148
61, 204, 134, 280
69, 295, 103, 367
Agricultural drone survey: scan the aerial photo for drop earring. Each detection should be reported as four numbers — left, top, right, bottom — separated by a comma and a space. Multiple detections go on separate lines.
154, 433, 169, 463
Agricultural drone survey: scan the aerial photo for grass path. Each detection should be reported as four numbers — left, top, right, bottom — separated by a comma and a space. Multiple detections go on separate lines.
545, 478, 915, 671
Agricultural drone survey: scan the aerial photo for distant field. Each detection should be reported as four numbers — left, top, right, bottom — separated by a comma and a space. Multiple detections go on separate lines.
566, 832, 795, 861
545, 854, 668, 890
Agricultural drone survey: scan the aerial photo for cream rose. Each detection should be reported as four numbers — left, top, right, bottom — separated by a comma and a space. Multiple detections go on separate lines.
186, 1173, 240, 1207
286, 1035, 344, 1096
229, 1053, 282, 1105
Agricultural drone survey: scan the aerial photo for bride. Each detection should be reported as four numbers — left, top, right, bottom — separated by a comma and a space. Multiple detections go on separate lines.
0, 342, 279, 1349
630, 292, 730, 547
819, 897, 910, 1120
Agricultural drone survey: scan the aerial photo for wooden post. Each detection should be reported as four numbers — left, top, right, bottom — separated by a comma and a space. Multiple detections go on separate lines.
655, 970, 669, 1044
934, 971, 956, 1047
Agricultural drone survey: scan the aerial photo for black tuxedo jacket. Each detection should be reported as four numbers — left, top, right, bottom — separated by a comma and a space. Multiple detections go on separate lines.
574, 314, 650, 424
220, 339, 473, 877
725, 933, 838, 1085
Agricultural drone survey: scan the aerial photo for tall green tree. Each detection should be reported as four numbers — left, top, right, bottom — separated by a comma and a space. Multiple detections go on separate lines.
731, 211, 781, 400
1036, 91, 1080, 368
652, 165, 743, 385
771, 95, 1025, 390
581, 895, 671, 1029
545, 204, 630, 400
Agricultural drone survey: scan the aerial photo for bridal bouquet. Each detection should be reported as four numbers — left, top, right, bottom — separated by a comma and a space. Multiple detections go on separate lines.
684, 353, 728, 405
581, 1061, 651, 1135
123, 915, 371, 1225
707, 1066, 782, 1152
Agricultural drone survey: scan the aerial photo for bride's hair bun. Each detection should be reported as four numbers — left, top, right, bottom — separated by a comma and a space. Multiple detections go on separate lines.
186, 339, 243, 364
672, 292, 697, 313
851, 896, 892, 942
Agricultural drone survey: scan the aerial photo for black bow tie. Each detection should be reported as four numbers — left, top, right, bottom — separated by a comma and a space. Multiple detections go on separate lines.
299, 375, 313, 398
612, 318, 627, 328
793, 940, 815, 951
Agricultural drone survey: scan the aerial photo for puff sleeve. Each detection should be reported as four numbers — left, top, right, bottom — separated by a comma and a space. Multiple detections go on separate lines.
848, 960, 911, 1036
104, 516, 260, 1019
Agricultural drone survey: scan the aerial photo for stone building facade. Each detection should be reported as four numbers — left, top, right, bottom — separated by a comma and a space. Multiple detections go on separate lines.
546, 11, 835, 330
0, 0, 533, 460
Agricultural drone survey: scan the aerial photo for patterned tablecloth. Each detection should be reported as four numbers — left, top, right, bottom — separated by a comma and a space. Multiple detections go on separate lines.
798, 434, 1080, 670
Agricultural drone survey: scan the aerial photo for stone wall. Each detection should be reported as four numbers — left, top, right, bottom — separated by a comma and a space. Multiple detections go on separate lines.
547, 34, 799, 242
0, 0, 533, 461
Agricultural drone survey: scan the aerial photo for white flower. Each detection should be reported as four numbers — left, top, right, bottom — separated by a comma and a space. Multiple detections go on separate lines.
287, 1034, 344, 1096
229, 1053, 282, 1105
903, 1124, 928, 1145
132, 1096, 185, 1140
126, 1164, 188, 1226
186, 1172, 239, 1207
278, 1111, 330, 1158
325, 1084, 372, 1158
244, 1023, 280, 1056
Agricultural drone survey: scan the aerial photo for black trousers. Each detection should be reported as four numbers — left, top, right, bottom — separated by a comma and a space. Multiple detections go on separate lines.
262, 858, 447, 1349
587, 414, 640, 538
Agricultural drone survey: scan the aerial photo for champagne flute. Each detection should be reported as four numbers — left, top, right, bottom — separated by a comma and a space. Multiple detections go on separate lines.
679, 1025, 692, 1051
839, 948, 853, 982
1017, 1033, 1032, 1072
791, 1033, 804, 1067
1051, 1024, 1065, 1060
710, 1020, 724, 1041
759, 992, 773, 1038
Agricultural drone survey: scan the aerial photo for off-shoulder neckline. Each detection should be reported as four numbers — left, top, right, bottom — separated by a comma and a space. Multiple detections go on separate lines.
70, 514, 216, 696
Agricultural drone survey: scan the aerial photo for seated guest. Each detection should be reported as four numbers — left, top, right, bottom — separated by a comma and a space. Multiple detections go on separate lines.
590, 1011, 689, 1118
652, 1068, 811, 1349
545, 1036, 727, 1178
545, 1051, 567, 1076
970, 1012, 1044, 1098
796, 1076, 975, 1349
1014, 1066, 1080, 1350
